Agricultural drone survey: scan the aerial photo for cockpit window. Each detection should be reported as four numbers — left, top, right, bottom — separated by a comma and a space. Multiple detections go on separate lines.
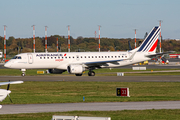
12, 56, 22, 59
12, 56, 17, 59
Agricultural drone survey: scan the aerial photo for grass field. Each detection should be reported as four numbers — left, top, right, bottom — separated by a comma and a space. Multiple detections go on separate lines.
1, 110, 180, 120
1, 81, 180, 104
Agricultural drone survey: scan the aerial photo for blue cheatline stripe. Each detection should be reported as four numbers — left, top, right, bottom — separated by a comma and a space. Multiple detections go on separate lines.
143, 28, 160, 52
137, 26, 159, 52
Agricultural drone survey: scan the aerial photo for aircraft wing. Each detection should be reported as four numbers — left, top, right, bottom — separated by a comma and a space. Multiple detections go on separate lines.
145, 52, 172, 58
81, 51, 137, 68
0, 81, 23, 86
83, 59, 124, 67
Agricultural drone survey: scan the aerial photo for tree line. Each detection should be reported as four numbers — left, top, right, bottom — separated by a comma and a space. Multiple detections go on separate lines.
0, 35, 179, 56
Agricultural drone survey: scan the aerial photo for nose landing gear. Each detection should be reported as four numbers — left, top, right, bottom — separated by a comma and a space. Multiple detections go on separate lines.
21, 69, 26, 77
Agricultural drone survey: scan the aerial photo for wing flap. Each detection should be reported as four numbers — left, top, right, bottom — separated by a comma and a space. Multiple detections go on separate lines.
84, 59, 123, 67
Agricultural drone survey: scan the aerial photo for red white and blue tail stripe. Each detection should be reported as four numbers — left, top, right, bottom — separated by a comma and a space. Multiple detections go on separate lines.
137, 26, 160, 52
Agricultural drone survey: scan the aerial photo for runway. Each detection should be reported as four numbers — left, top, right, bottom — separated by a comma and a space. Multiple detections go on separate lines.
1, 101, 180, 114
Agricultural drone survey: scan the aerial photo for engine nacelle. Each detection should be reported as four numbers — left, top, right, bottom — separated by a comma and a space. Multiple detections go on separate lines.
47, 69, 66, 74
67, 65, 85, 74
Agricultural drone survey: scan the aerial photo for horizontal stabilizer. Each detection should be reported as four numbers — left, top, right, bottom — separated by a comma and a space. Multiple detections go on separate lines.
145, 51, 173, 58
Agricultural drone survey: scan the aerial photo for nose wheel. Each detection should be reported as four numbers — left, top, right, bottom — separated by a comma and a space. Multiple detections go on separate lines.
21, 69, 26, 77
21, 73, 25, 77
88, 71, 95, 76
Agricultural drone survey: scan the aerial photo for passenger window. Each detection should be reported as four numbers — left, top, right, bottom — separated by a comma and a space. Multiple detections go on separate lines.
92, 56, 93, 58
40, 57, 42, 59
88, 56, 90, 58
51, 57, 53, 59
102, 56, 103, 58
47, 57, 49, 59
111, 56, 113, 58
99, 56, 100, 58
95, 56, 97, 58
84, 56, 86, 58
44, 57, 46, 59
108, 56, 110, 58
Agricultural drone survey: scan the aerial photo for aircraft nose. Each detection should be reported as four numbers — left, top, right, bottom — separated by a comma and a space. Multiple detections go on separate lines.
4, 62, 11, 68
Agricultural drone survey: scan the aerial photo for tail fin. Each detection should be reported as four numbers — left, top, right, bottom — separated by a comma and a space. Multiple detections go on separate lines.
137, 26, 160, 53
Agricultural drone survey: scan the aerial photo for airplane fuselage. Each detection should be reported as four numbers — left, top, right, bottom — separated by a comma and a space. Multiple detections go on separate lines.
4, 51, 150, 70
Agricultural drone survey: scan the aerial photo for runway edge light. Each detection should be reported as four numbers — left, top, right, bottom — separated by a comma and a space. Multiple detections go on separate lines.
116, 88, 130, 97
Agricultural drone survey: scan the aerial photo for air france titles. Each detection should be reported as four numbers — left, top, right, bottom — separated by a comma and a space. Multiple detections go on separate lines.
36, 53, 64, 62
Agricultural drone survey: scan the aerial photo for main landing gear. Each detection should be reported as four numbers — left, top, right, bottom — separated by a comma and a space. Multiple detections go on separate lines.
21, 69, 26, 77
88, 70, 95, 76
75, 70, 95, 76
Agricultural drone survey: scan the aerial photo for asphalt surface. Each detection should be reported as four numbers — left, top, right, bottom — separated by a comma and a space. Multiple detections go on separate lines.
1, 75, 180, 82
1, 101, 180, 114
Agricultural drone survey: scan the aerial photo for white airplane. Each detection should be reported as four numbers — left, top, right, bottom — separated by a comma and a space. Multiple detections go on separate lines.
4, 26, 162, 76
0, 81, 23, 109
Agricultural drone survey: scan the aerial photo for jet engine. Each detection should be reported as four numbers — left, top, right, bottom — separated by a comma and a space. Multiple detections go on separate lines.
67, 65, 85, 74
47, 69, 66, 74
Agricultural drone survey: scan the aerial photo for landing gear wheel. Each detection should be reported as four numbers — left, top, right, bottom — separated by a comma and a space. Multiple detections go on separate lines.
21, 73, 25, 77
21, 69, 26, 77
75, 74, 82, 76
88, 71, 95, 76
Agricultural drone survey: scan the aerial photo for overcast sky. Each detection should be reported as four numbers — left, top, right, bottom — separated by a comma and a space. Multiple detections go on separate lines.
1, 0, 180, 39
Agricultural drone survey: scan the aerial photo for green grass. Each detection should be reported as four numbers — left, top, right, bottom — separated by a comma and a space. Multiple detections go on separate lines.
1, 109, 180, 120
1, 81, 180, 104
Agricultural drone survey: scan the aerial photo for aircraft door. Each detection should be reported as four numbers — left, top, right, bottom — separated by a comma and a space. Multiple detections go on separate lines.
27, 54, 33, 64
128, 52, 133, 62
